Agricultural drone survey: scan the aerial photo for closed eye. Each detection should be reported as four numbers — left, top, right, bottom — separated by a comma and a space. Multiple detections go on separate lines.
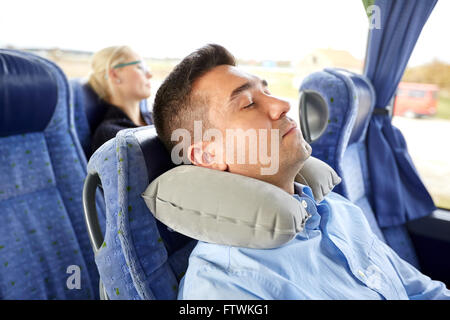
137, 63, 150, 73
243, 102, 255, 109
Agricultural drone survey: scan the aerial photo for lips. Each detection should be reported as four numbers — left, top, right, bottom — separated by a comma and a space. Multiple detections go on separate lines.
282, 122, 297, 137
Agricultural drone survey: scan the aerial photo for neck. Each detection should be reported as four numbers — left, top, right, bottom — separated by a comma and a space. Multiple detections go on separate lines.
258, 172, 296, 195
109, 95, 145, 126
274, 177, 296, 195
268, 162, 302, 195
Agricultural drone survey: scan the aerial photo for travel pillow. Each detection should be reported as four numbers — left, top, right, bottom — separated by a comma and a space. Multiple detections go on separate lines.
142, 156, 340, 248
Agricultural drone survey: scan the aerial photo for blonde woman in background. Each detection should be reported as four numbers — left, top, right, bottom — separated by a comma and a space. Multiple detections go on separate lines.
89, 46, 152, 153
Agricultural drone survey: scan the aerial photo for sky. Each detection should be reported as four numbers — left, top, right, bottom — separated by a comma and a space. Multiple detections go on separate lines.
1, 0, 449, 66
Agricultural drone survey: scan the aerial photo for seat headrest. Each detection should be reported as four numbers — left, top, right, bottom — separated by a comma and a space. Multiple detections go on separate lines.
71, 79, 105, 131
123, 128, 190, 254
341, 70, 376, 145
299, 68, 375, 150
88, 125, 191, 299
0, 49, 58, 137
298, 68, 375, 196
324, 68, 375, 145
133, 127, 176, 182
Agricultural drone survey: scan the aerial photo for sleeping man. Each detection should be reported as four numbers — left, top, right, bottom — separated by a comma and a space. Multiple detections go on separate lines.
152, 44, 450, 300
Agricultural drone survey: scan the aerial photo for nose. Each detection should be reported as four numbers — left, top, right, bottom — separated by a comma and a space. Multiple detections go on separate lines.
267, 96, 290, 120
145, 70, 152, 79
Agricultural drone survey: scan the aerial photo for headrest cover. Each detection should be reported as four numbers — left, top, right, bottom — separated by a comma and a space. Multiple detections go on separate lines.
142, 165, 309, 249
0, 50, 57, 136
324, 68, 375, 144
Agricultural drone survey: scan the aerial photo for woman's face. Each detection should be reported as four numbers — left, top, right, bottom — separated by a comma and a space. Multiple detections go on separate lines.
112, 51, 152, 101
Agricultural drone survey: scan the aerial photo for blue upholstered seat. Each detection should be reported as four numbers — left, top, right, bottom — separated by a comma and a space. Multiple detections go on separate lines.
69, 79, 101, 158
87, 126, 196, 299
0, 49, 106, 299
300, 68, 420, 268
69, 78, 153, 159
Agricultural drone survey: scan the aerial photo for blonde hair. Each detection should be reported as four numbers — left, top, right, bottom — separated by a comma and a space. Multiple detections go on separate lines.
88, 45, 133, 101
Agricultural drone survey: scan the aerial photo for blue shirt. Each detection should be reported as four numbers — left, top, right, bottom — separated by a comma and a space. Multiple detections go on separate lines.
177, 185, 450, 300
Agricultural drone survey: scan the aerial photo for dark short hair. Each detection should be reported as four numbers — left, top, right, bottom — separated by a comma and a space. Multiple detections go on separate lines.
153, 44, 236, 152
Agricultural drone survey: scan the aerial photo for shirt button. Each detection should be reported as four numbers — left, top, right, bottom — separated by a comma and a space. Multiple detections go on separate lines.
303, 213, 312, 226
301, 200, 308, 208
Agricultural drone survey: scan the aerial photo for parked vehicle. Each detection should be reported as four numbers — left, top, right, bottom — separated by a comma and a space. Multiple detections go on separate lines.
394, 82, 439, 117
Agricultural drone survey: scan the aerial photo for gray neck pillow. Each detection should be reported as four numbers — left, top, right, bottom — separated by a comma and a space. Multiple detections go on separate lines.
295, 156, 341, 203
142, 156, 340, 249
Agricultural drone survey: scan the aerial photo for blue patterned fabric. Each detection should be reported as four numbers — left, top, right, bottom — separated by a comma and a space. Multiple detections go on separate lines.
69, 79, 93, 157
88, 139, 136, 299
299, 69, 360, 197
90, 126, 195, 299
299, 68, 420, 267
0, 49, 105, 299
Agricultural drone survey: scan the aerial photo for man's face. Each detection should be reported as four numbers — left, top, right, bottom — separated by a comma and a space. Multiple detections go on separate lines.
191, 65, 312, 183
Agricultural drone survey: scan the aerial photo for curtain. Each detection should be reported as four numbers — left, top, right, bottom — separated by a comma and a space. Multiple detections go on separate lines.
364, 0, 437, 227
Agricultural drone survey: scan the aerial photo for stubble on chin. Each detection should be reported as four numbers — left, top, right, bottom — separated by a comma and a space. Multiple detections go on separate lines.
290, 133, 312, 172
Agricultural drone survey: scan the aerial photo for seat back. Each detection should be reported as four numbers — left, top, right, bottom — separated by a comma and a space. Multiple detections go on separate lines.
299, 68, 421, 268
87, 126, 196, 299
69, 78, 103, 158
0, 49, 105, 299
69, 78, 153, 158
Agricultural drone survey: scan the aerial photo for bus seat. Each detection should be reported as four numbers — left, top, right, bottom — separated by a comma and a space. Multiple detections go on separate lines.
0, 49, 105, 299
85, 126, 195, 299
299, 68, 420, 268
69, 78, 153, 159
69, 78, 103, 158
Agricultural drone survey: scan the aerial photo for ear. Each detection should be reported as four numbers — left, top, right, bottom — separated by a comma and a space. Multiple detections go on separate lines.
188, 140, 228, 171
108, 68, 121, 84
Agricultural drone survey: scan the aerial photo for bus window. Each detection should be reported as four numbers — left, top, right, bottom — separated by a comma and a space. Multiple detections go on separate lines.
408, 90, 426, 98
392, 0, 450, 210
0, 0, 368, 127
1, 0, 445, 211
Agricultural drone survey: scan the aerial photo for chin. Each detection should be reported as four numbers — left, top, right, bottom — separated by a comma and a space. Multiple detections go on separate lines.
139, 93, 151, 100
291, 130, 311, 160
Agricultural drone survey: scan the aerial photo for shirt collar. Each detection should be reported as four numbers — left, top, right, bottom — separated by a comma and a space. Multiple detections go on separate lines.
292, 183, 322, 236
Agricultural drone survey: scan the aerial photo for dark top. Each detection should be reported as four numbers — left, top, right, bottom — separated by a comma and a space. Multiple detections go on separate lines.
91, 100, 140, 154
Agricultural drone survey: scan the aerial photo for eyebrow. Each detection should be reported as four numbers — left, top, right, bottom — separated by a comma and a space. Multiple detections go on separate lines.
229, 79, 268, 101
